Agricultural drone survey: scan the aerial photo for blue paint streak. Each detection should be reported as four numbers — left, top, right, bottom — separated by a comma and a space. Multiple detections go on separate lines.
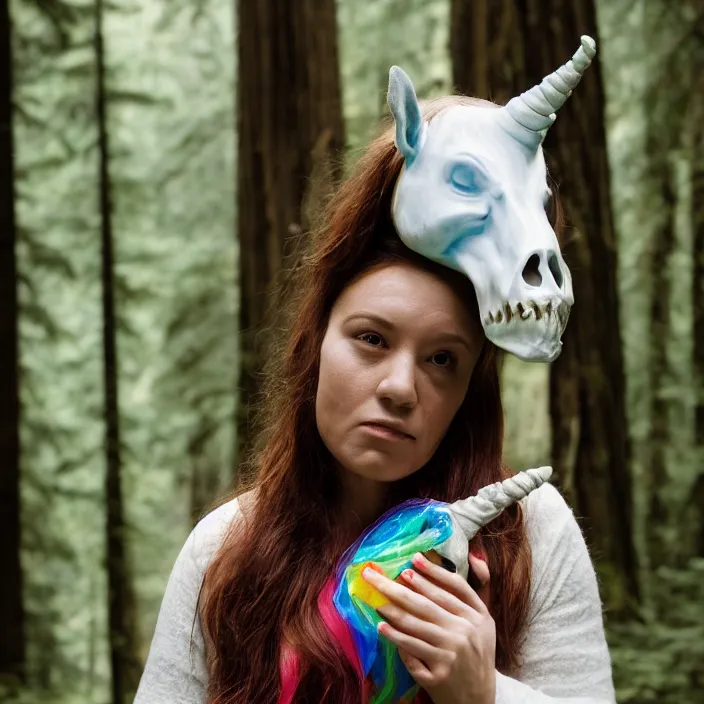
442, 214, 490, 258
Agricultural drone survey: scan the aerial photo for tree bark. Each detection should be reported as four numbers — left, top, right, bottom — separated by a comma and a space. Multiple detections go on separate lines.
528, 0, 639, 618
236, 0, 345, 465
450, 0, 526, 103
694, 114, 704, 445
0, 0, 25, 690
691, 78, 704, 557
95, 1, 141, 701
644, 130, 675, 569
451, 0, 639, 616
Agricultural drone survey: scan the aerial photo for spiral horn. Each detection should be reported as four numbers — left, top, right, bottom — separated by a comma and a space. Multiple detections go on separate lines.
448, 466, 553, 540
500, 36, 596, 149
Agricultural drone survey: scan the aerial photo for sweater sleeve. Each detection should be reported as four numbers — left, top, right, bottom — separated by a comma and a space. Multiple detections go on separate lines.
134, 498, 242, 704
494, 484, 616, 704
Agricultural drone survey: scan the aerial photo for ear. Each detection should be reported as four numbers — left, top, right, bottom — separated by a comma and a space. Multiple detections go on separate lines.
387, 66, 426, 164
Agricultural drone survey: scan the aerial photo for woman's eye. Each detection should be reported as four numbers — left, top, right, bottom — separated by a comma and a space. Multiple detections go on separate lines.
358, 332, 384, 347
430, 351, 455, 368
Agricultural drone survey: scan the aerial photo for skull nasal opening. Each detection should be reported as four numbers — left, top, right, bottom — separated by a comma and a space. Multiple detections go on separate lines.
522, 254, 542, 287
521, 251, 564, 289
548, 252, 564, 288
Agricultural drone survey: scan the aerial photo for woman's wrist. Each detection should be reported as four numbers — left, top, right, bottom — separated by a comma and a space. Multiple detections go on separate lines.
468, 668, 495, 704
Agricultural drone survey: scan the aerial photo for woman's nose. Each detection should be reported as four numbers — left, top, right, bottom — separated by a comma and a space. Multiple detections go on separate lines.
375, 354, 418, 409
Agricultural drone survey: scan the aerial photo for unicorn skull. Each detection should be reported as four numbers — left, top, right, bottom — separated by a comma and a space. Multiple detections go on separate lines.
388, 36, 596, 362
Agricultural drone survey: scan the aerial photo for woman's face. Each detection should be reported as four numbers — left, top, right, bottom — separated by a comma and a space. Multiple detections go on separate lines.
316, 261, 483, 486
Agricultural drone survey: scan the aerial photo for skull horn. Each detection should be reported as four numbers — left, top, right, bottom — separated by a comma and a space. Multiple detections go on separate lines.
501, 35, 596, 149
449, 466, 552, 540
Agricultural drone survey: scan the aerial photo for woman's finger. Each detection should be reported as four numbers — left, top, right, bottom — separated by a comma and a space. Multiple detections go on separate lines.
469, 552, 491, 586
411, 552, 488, 614
376, 601, 460, 647
398, 647, 433, 686
397, 568, 475, 620
362, 567, 454, 626
469, 553, 491, 609
377, 619, 441, 665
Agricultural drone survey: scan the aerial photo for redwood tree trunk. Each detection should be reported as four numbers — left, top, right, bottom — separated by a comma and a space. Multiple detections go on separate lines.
450, 0, 525, 103
644, 130, 675, 570
691, 81, 704, 557
451, 0, 639, 616
95, 1, 141, 701
529, 1, 638, 618
0, 0, 25, 689
236, 0, 345, 464
694, 115, 704, 449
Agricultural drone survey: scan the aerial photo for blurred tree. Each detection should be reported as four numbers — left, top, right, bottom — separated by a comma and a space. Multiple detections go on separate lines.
695, 100, 704, 452
11, 0, 102, 695
639, 1, 702, 571
94, 0, 141, 701
338, 0, 450, 153
450, 0, 638, 617
450, 0, 524, 102
686, 6, 704, 559
643, 121, 675, 570
0, 0, 25, 692
693, 82, 704, 554
236, 0, 345, 464
530, 2, 639, 618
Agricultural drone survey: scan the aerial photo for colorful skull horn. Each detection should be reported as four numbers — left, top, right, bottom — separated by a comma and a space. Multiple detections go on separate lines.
433, 466, 552, 579
330, 467, 553, 703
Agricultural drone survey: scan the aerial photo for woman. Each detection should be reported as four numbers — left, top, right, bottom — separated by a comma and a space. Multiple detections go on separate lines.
134, 92, 616, 704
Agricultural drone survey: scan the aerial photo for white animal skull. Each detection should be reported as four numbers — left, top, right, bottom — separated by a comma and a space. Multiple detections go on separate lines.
388, 37, 596, 362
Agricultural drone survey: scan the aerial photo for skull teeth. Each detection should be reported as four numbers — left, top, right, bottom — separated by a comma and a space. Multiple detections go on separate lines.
484, 301, 561, 327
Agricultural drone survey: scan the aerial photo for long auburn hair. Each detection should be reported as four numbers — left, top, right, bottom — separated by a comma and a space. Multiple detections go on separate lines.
201, 96, 561, 704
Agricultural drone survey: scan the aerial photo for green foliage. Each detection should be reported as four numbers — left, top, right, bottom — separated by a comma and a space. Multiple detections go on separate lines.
7, 0, 704, 701
338, 0, 450, 155
11, 0, 236, 700
608, 560, 704, 702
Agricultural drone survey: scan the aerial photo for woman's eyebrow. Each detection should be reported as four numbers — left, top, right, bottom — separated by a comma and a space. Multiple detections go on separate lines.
344, 313, 473, 352
343, 312, 395, 329
430, 331, 474, 353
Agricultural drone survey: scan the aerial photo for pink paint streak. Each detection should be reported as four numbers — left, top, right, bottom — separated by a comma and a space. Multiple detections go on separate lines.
278, 640, 301, 704
317, 577, 363, 680
277, 577, 364, 704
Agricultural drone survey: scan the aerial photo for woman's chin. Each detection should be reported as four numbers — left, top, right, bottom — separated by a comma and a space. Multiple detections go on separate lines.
342, 454, 420, 484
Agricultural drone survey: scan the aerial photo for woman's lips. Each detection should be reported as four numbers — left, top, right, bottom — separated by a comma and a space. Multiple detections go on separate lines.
360, 422, 414, 441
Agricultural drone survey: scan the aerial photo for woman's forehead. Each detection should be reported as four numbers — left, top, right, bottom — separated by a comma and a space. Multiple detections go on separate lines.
333, 262, 478, 333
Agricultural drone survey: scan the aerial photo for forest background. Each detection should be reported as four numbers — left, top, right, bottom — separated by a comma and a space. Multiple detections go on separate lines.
1, 0, 703, 702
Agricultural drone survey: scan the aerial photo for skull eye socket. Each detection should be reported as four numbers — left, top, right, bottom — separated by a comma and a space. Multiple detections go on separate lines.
449, 162, 484, 195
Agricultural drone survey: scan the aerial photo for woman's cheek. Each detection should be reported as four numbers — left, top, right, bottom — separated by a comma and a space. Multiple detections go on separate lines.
317, 342, 363, 440
423, 394, 463, 450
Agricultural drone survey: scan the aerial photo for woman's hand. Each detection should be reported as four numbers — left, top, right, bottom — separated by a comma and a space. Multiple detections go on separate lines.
361, 551, 495, 704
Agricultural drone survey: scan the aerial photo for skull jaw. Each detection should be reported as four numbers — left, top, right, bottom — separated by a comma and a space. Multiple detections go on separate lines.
480, 298, 571, 362
487, 326, 562, 362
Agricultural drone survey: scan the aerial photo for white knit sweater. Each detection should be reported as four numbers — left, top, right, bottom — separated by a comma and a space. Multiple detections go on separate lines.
134, 483, 616, 703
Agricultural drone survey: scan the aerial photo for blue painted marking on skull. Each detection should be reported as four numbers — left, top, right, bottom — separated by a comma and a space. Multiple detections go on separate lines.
442, 213, 491, 258
449, 162, 485, 196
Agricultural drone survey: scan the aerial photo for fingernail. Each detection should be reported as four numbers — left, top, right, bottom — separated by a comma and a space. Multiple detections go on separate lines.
400, 569, 414, 581
469, 548, 487, 562
411, 552, 426, 567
